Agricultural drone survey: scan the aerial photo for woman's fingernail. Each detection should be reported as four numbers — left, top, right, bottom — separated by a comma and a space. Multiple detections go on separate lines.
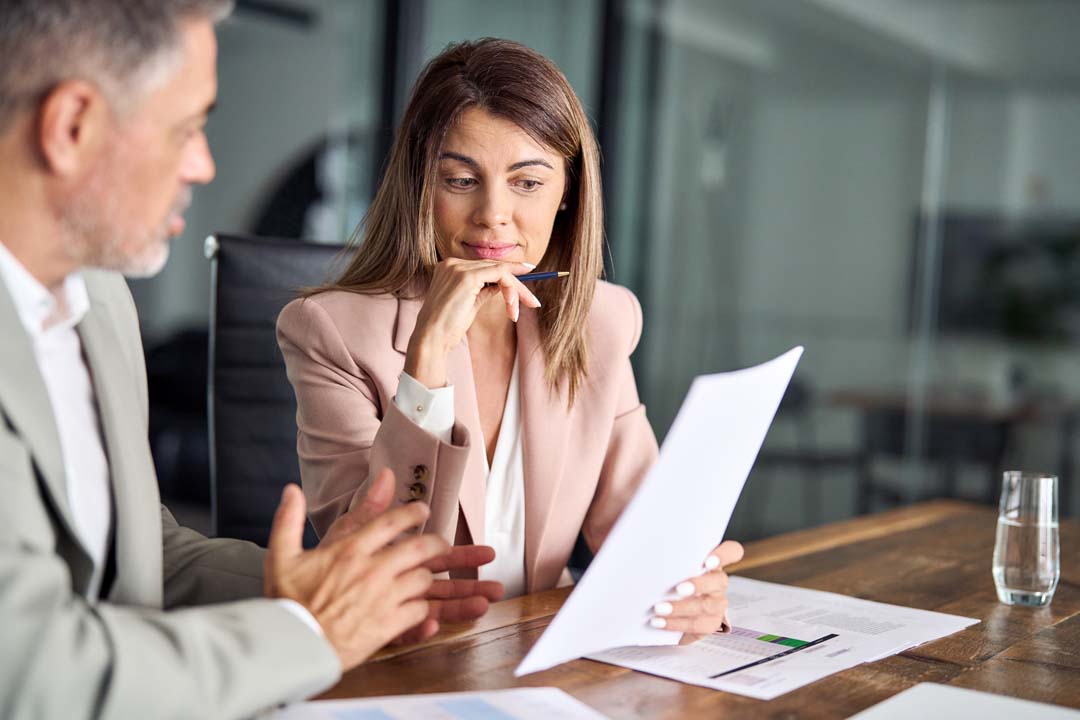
705, 555, 721, 571
523, 262, 537, 269
513, 303, 520, 323
650, 617, 667, 629
531, 294, 542, 308
653, 602, 673, 616
676, 582, 695, 598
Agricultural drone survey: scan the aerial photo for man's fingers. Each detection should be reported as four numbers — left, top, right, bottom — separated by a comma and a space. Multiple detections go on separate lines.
425, 545, 496, 573
346, 501, 431, 556
392, 599, 432, 636
476, 580, 505, 601
393, 618, 440, 646
425, 578, 484, 600
392, 566, 436, 602
425, 578, 505, 602
267, 484, 307, 562
370, 532, 450, 578
325, 469, 398, 546
355, 468, 396, 523
428, 595, 491, 623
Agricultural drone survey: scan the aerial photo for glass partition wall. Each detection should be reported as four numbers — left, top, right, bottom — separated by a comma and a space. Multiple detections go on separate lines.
135, 0, 1080, 532
606, 0, 1080, 536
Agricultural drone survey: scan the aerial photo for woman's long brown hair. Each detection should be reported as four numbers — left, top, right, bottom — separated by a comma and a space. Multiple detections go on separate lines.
311, 38, 604, 405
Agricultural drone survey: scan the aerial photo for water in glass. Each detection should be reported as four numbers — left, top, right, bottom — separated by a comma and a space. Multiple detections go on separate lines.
992, 472, 1060, 606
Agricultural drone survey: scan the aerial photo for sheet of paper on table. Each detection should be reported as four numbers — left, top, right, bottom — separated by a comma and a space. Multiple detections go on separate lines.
849, 683, 1080, 719
588, 577, 980, 701
516, 347, 804, 676
265, 687, 610, 720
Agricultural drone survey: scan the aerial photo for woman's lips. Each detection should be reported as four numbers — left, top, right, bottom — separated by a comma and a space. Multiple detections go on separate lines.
463, 242, 518, 260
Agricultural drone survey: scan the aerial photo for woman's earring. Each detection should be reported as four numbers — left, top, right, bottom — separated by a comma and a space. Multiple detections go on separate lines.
559, 202, 568, 211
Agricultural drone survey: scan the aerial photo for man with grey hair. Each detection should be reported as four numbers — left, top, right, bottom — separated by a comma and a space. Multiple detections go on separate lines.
0, 2, 497, 718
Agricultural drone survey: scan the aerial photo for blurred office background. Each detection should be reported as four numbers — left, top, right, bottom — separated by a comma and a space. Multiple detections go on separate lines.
137, 0, 1080, 538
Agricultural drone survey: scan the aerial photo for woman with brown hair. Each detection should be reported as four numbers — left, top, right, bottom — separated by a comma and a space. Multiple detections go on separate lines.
277, 38, 740, 636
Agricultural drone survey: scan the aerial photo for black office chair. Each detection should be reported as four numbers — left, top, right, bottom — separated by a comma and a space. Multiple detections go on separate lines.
206, 234, 350, 547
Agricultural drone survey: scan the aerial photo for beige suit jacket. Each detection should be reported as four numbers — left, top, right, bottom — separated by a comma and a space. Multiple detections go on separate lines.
277, 280, 659, 594
0, 270, 338, 720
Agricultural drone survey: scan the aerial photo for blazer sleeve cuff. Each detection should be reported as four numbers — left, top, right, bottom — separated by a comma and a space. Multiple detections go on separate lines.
275, 598, 325, 638
363, 402, 471, 540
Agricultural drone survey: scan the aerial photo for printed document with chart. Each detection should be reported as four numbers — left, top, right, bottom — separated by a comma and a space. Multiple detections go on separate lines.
589, 577, 979, 700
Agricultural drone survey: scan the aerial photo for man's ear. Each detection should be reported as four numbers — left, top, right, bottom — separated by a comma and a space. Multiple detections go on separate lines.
36, 80, 110, 177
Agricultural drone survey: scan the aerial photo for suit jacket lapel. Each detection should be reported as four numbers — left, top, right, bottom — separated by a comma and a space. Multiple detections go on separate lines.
0, 274, 83, 550
517, 306, 572, 592
78, 289, 162, 606
393, 295, 487, 544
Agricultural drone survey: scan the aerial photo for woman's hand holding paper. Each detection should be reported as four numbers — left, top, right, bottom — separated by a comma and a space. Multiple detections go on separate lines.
649, 540, 744, 643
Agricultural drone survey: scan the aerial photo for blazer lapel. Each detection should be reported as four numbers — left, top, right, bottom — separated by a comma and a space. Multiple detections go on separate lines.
393, 295, 487, 544
517, 306, 573, 592
78, 291, 162, 606
0, 276, 83, 549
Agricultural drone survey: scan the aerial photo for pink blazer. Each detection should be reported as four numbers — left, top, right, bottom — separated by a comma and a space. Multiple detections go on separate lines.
276, 281, 659, 593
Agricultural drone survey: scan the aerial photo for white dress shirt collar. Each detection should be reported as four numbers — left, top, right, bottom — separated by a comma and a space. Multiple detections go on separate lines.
0, 240, 89, 335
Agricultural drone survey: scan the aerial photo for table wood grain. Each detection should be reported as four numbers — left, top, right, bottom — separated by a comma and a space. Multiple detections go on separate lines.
322, 500, 1079, 718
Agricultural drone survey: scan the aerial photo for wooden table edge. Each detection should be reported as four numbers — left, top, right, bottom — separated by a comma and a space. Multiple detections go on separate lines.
372, 500, 984, 663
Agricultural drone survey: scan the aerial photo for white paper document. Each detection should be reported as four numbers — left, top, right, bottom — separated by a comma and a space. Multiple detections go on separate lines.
588, 577, 979, 700
516, 347, 804, 676
849, 683, 1080, 720
265, 687, 609, 720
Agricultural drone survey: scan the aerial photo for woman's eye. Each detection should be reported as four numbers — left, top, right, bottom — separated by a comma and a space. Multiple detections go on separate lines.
447, 177, 477, 189
516, 179, 542, 191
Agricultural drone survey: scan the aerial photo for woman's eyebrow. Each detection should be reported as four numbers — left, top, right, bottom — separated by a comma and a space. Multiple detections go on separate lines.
438, 151, 478, 168
438, 152, 554, 172
508, 159, 554, 171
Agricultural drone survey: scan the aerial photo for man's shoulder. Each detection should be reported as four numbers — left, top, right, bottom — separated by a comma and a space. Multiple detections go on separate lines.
82, 269, 135, 313
81, 269, 142, 350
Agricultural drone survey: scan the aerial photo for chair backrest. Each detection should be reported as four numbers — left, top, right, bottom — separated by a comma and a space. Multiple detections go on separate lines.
206, 234, 350, 547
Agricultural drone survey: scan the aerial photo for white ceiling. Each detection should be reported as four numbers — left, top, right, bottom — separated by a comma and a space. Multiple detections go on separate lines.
650, 0, 1080, 87
810, 0, 1080, 83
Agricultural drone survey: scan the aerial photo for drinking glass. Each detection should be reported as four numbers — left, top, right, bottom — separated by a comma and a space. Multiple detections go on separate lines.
992, 471, 1060, 606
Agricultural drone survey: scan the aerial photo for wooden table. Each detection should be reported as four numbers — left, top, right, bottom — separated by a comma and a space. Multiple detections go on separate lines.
323, 501, 1079, 718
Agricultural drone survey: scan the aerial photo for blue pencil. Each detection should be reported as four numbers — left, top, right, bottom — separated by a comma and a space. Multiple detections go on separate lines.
518, 271, 569, 283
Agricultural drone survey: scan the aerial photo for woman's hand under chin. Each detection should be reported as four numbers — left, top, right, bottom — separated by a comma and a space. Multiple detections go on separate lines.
404, 257, 539, 388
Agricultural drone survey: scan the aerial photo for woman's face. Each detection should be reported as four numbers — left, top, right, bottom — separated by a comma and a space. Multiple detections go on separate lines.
433, 108, 566, 267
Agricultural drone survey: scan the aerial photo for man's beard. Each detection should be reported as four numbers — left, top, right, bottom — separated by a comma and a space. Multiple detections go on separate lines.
58, 153, 188, 279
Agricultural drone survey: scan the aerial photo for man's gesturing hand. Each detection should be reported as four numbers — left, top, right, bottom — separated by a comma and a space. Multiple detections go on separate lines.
325, 469, 506, 646
392, 544, 505, 645
263, 482, 450, 672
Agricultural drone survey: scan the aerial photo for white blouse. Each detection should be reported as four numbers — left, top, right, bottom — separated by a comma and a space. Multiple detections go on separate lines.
395, 357, 528, 598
